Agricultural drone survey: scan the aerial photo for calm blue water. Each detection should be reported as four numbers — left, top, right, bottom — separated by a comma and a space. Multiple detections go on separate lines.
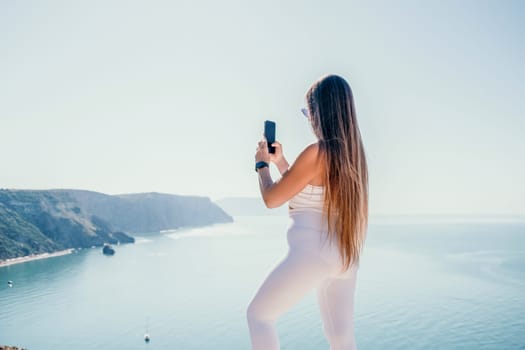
1, 216, 524, 349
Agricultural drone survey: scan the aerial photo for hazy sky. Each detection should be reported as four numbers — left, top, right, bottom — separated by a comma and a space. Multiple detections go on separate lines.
1, 0, 524, 215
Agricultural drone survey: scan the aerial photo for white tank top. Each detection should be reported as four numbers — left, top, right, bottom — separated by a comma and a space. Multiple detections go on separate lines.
288, 184, 325, 213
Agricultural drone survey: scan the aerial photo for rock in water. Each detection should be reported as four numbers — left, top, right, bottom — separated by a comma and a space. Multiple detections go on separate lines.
102, 244, 115, 255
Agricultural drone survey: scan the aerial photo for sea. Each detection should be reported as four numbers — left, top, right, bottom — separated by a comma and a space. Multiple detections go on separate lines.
1, 215, 524, 350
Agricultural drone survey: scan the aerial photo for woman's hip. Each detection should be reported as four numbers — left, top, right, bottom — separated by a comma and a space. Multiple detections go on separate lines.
286, 212, 340, 262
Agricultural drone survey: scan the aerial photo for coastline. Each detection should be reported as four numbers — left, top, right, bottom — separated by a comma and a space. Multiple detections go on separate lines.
0, 249, 74, 268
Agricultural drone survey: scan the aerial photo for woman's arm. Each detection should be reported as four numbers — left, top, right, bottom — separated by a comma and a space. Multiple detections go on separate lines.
257, 167, 274, 202
274, 157, 289, 176
255, 140, 321, 208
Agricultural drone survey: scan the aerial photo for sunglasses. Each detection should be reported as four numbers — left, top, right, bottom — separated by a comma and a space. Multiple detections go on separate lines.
301, 107, 309, 118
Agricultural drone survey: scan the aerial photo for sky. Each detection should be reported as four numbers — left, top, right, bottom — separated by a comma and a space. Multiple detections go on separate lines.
1, 0, 524, 215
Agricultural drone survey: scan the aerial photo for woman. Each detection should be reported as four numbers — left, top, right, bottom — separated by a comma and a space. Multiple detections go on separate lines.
247, 74, 369, 350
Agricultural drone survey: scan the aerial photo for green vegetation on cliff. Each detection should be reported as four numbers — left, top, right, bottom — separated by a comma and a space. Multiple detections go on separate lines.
0, 203, 59, 259
0, 189, 233, 260
0, 190, 135, 260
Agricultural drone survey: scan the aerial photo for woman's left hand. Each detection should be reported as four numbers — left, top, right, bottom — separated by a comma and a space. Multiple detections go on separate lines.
255, 137, 271, 163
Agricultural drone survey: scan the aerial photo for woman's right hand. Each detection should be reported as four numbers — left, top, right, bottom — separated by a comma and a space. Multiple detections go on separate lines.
270, 142, 289, 175
269, 141, 283, 164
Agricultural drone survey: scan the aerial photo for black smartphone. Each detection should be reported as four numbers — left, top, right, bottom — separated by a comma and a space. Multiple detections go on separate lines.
264, 120, 276, 154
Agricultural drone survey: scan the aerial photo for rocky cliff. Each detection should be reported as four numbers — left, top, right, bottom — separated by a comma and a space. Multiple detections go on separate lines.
66, 190, 233, 233
0, 189, 232, 260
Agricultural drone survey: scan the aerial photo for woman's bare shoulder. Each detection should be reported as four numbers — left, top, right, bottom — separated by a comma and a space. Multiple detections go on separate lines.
298, 142, 326, 164
298, 142, 321, 159
295, 142, 325, 182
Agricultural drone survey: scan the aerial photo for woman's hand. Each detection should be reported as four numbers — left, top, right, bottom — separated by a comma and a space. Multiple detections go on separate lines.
270, 141, 289, 175
269, 141, 284, 164
255, 138, 289, 175
255, 137, 271, 163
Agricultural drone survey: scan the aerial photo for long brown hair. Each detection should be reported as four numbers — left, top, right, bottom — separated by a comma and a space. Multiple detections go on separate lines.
306, 74, 369, 270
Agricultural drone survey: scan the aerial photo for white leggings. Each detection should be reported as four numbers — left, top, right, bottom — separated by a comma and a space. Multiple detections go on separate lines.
247, 211, 359, 350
